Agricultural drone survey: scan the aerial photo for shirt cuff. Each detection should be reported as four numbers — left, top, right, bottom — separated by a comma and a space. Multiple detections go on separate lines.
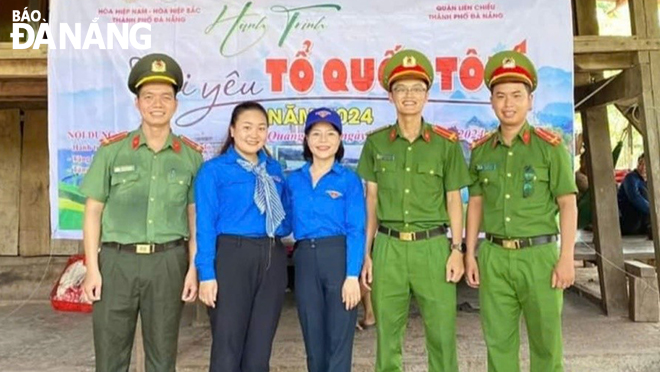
196, 263, 216, 281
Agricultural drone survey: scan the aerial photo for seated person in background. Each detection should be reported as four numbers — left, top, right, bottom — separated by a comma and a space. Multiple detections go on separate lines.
576, 152, 589, 196
576, 151, 593, 230
618, 154, 650, 236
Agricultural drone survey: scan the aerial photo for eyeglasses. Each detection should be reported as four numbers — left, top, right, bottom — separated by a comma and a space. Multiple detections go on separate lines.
391, 86, 427, 95
523, 165, 536, 198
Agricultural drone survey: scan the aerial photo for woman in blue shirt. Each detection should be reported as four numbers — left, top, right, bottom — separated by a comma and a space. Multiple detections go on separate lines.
286, 107, 366, 372
195, 101, 291, 372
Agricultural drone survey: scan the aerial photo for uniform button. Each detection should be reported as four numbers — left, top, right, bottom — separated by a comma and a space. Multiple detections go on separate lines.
406, 167, 411, 172
508, 151, 513, 156
505, 217, 511, 222
507, 173, 511, 178
150, 197, 154, 202
407, 147, 412, 151
148, 219, 153, 224
405, 223, 409, 227
533, 176, 537, 181
484, 178, 489, 183
152, 176, 156, 180
179, 180, 184, 185
122, 179, 126, 183
429, 170, 434, 174
404, 210, 409, 215
381, 168, 385, 172
505, 194, 510, 199
405, 189, 410, 194
153, 155, 157, 160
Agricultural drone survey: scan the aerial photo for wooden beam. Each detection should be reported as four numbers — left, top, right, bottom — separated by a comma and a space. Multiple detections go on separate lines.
0, 43, 47, 59
614, 101, 644, 135
629, 0, 660, 298
575, 52, 636, 71
574, 35, 660, 54
0, 101, 47, 110
0, 59, 47, 77
0, 80, 46, 100
575, 72, 595, 87
574, 0, 630, 316
574, 66, 642, 110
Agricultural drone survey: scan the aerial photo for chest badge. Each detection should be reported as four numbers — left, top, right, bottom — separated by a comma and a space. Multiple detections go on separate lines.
326, 190, 343, 199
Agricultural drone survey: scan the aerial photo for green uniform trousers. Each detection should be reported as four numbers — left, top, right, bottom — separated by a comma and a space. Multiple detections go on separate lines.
93, 244, 188, 372
479, 240, 564, 372
372, 233, 458, 372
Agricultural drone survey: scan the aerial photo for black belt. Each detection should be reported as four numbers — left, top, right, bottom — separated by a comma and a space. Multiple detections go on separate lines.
377, 226, 447, 241
486, 234, 557, 249
102, 238, 186, 254
295, 235, 346, 249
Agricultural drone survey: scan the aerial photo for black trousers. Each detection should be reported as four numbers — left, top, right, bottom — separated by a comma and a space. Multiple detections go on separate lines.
294, 236, 357, 372
208, 235, 287, 372
620, 209, 650, 235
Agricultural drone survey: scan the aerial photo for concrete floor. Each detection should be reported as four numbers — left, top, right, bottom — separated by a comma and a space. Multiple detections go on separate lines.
1, 259, 660, 371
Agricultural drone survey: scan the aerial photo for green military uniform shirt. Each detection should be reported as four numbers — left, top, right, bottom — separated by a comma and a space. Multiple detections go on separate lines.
357, 122, 471, 231
80, 129, 203, 244
468, 123, 577, 238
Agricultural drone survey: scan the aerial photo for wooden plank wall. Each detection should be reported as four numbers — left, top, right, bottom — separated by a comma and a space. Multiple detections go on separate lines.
0, 109, 21, 256
19, 110, 79, 256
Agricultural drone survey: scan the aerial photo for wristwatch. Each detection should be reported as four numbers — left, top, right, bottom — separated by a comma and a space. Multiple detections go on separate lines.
450, 242, 465, 253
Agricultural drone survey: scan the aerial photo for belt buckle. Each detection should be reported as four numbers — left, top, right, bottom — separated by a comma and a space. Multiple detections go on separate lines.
399, 232, 414, 241
135, 244, 154, 254
501, 239, 520, 250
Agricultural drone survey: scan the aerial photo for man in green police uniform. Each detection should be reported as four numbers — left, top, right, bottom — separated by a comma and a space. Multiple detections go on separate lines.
464, 50, 578, 372
357, 49, 470, 372
81, 53, 204, 372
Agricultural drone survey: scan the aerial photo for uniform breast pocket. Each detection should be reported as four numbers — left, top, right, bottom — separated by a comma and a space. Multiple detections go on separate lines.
167, 173, 192, 204
524, 165, 550, 202
416, 162, 443, 191
478, 170, 498, 195
110, 172, 140, 201
374, 160, 397, 189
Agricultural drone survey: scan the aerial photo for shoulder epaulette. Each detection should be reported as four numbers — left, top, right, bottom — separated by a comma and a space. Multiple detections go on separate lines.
100, 131, 129, 146
534, 127, 562, 146
470, 131, 494, 149
179, 135, 204, 153
431, 125, 459, 142
366, 125, 392, 137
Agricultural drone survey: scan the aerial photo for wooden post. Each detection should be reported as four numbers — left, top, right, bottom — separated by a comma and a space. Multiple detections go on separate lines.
574, 0, 629, 315
581, 109, 629, 315
0, 109, 21, 256
625, 260, 659, 322
629, 0, 660, 301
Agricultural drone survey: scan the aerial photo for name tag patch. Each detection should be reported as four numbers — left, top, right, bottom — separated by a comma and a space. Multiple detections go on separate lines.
476, 163, 496, 171
376, 153, 395, 161
113, 165, 135, 173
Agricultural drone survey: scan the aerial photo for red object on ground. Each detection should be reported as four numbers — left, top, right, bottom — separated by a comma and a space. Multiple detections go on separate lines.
50, 255, 93, 313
